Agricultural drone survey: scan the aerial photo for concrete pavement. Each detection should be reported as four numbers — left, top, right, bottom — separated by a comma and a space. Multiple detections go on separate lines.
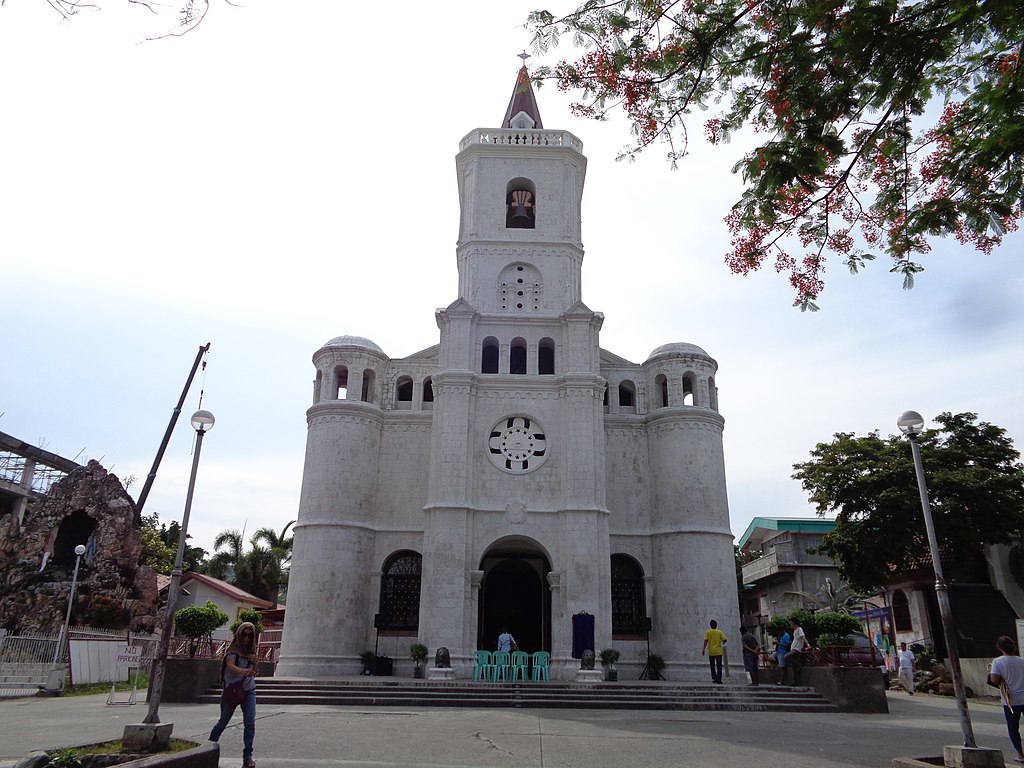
0, 688, 1017, 768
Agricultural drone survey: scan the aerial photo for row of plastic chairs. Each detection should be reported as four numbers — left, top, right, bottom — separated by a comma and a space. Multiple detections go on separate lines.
472, 650, 550, 682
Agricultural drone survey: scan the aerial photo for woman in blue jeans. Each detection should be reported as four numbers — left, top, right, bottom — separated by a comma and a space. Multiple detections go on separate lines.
210, 622, 258, 767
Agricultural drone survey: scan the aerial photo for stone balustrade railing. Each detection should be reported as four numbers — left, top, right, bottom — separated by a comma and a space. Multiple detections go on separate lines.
459, 128, 584, 152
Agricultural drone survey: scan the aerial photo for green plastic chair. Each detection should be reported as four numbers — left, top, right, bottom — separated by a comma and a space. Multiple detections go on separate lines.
530, 651, 550, 682
510, 650, 530, 681
473, 650, 493, 682
492, 650, 511, 682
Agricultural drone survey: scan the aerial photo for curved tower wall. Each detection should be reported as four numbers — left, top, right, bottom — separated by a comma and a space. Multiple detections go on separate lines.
643, 351, 739, 677
277, 344, 386, 677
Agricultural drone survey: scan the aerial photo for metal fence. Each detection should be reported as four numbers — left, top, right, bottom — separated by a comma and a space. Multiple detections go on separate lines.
0, 633, 60, 697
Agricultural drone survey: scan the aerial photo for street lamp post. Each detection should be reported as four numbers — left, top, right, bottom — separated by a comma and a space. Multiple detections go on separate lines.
52, 544, 87, 668
897, 410, 975, 748
142, 409, 215, 726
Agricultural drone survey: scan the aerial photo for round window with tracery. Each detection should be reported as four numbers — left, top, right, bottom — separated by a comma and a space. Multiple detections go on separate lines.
487, 416, 548, 473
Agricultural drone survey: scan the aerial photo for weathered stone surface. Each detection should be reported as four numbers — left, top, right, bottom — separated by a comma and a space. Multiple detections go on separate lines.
0, 460, 158, 635
121, 723, 173, 753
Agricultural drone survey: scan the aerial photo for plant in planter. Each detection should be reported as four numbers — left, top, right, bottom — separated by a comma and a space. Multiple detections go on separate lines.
410, 643, 429, 678
360, 650, 375, 675
645, 652, 666, 680
599, 648, 621, 681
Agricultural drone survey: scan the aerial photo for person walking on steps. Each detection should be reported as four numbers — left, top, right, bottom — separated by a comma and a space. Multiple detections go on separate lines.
780, 617, 807, 686
701, 620, 727, 684
210, 621, 259, 768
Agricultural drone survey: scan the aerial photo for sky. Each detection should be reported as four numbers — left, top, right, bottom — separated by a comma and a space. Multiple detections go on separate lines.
1, 0, 1022, 560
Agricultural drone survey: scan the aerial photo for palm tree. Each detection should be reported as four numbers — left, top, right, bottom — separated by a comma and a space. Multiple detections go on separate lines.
785, 577, 861, 614
206, 529, 244, 581
252, 521, 295, 604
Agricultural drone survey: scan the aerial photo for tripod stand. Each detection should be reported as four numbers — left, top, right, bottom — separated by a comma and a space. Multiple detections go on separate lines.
638, 617, 664, 680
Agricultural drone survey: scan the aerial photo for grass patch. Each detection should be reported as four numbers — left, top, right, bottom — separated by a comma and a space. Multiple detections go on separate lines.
64, 672, 149, 697
45, 738, 197, 762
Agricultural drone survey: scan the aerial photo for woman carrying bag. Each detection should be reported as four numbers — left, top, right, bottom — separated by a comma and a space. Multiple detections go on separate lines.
210, 621, 259, 768
989, 635, 1024, 764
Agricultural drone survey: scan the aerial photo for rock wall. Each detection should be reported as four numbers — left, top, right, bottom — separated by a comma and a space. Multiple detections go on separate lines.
0, 460, 158, 635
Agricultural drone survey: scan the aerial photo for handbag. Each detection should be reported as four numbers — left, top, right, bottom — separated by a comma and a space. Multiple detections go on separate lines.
223, 680, 245, 707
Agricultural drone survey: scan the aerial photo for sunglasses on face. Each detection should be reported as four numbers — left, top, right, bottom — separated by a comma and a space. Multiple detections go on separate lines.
241, 632, 254, 637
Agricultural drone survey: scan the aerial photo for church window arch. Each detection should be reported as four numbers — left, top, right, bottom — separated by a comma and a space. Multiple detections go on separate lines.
682, 374, 696, 406
482, 337, 499, 374
603, 383, 609, 412
396, 376, 413, 409
361, 368, 377, 403
892, 589, 913, 632
334, 365, 349, 400
538, 338, 555, 375
618, 380, 636, 412
611, 554, 647, 638
708, 376, 718, 411
378, 550, 422, 633
510, 338, 527, 375
655, 374, 668, 408
498, 262, 543, 312
423, 377, 434, 408
506, 178, 536, 229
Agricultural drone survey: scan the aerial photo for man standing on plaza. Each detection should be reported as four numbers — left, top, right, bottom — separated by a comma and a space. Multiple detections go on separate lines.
741, 627, 761, 686
781, 617, 807, 686
898, 642, 916, 694
702, 620, 727, 684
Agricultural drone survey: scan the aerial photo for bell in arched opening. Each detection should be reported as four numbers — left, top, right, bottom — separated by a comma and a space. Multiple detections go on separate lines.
506, 188, 535, 229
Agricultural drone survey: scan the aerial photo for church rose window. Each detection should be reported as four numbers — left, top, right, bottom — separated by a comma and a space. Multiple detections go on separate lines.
487, 416, 548, 473
611, 554, 647, 638
378, 551, 422, 632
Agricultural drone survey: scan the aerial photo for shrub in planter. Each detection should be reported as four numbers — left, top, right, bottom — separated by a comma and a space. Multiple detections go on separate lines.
599, 648, 620, 681
410, 643, 429, 678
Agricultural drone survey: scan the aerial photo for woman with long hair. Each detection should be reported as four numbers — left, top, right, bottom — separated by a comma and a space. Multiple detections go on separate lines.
209, 621, 258, 768
990, 635, 1024, 764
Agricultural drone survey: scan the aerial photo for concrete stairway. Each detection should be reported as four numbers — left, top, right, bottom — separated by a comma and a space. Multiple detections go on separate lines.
197, 678, 839, 712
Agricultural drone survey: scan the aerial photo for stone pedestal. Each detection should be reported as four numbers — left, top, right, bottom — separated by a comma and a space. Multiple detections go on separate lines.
574, 669, 603, 684
427, 667, 455, 681
942, 746, 1004, 768
121, 722, 173, 752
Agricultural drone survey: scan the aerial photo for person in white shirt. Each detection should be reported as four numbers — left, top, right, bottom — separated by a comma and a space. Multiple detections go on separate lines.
990, 635, 1024, 764
781, 618, 808, 686
897, 642, 916, 694
497, 627, 517, 652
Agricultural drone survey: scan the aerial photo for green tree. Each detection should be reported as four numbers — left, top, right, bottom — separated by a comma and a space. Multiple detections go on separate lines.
792, 412, 1024, 593
233, 544, 281, 604
140, 513, 175, 573
173, 600, 229, 657
251, 521, 295, 603
528, 1, 1023, 309
206, 529, 244, 581
785, 577, 861, 613
161, 520, 208, 573
229, 608, 266, 636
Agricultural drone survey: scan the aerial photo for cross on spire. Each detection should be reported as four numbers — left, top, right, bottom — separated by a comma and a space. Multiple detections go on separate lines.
518, 51, 531, 64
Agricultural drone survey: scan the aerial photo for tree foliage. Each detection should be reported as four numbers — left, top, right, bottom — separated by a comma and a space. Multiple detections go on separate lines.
792, 412, 1024, 593
140, 513, 176, 573
204, 525, 293, 604
765, 608, 860, 645
528, 0, 1023, 309
173, 600, 228, 657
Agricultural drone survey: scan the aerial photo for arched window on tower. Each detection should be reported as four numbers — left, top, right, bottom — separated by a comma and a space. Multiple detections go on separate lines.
538, 338, 555, 375
655, 374, 668, 408
423, 377, 434, 409
618, 380, 636, 413
611, 554, 647, 638
396, 376, 413, 409
482, 337, 499, 374
506, 178, 536, 229
510, 337, 527, 375
892, 589, 913, 632
603, 384, 609, 412
378, 550, 422, 633
334, 365, 348, 400
361, 368, 376, 403
682, 374, 696, 406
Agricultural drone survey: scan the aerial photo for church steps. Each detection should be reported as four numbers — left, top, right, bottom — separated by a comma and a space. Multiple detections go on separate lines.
197, 679, 838, 712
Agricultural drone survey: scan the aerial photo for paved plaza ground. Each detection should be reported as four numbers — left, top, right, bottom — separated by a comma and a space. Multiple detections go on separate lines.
0, 688, 1017, 768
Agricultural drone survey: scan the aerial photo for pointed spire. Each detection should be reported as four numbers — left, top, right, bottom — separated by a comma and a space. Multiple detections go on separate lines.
502, 54, 543, 130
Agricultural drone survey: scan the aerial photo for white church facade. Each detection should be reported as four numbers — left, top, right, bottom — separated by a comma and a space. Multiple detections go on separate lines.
277, 66, 740, 681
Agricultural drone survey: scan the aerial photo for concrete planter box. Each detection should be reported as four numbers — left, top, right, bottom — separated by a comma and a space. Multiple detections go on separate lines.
147, 657, 275, 704
16, 742, 218, 768
763, 666, 888, 713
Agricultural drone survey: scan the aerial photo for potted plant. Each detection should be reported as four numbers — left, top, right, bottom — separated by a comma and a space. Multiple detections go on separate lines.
410, 643, 429, 678
599, 648, 621, 681
645, 652, 666, 680
360, 650, 375, 675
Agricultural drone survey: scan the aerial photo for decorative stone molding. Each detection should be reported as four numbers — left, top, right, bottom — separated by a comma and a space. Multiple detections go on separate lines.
505, 502, 527, 525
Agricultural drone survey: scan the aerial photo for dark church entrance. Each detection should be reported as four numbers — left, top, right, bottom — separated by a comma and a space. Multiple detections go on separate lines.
478, 543, 550, 655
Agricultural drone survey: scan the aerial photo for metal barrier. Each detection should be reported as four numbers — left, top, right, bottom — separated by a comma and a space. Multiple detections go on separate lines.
0, 634, 60, 697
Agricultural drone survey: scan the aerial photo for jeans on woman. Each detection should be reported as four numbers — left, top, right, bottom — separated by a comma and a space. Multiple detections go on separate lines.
210, 687, 256, 763
1004, 704, 1023, 755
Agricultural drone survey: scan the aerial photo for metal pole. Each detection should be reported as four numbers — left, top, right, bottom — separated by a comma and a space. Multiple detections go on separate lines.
907, 432, 976, 748
143, 426, 207, 725
135, 343, 210, 516
52, 550, 84, 667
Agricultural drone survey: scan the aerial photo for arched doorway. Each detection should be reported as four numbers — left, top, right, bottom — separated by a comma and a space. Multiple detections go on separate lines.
478, 541, 550, 654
